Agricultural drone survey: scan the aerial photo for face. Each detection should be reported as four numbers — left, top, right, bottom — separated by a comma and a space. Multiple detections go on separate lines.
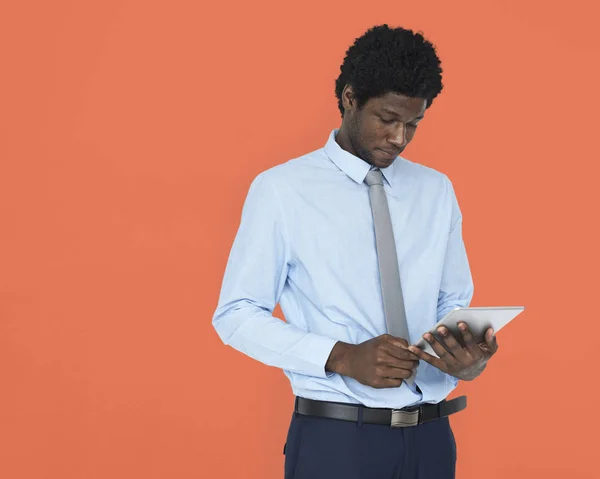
338, 86, 428, 169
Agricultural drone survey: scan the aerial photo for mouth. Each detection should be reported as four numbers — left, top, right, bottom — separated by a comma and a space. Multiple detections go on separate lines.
377, 149, 401, 158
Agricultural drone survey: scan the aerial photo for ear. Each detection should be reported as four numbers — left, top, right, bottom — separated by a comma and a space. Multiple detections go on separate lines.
341, 84, 355, 112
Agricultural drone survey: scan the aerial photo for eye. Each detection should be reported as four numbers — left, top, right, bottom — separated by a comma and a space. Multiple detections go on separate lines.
407, 123, 418, 129
379, 117, 395, 124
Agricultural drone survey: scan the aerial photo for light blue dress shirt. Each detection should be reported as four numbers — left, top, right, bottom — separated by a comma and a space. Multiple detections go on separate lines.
212, 128, 474, 409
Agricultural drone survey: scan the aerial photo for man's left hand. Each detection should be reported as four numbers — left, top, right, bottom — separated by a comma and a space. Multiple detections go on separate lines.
408, 322, 498, 381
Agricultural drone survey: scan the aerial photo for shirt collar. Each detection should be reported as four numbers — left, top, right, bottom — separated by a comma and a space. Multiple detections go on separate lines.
323, 128, 397, 187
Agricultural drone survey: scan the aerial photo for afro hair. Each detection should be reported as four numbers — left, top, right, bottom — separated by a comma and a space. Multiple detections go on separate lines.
334, 24, 444, 117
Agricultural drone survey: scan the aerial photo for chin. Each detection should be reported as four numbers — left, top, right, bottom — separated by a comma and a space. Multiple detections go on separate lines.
374, 157, 395, 168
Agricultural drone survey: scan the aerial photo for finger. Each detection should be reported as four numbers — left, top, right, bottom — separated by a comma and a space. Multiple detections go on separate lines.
380, 365, 416, 379
458, 322, 484, 360
408, 345, 450, 374
382, 357, 419, 371
435, 327, 470, 363
383, 342, 419, 362
484, 328, 498, 354
422, 332, 461, 368
384, 335, 409, 349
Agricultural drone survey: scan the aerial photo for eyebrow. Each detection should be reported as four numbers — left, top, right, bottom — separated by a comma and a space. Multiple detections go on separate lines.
381, 107, 424, 120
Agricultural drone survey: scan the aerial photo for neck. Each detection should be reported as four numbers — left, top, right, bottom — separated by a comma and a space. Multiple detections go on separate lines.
335, 123, 358, 157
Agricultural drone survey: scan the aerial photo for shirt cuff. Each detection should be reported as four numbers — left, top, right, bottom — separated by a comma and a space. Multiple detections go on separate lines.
304, 334, 339, 379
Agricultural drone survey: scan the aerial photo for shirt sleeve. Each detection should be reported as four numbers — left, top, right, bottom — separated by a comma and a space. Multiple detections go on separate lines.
437, 176, 475, 386
212, 172, 338, 379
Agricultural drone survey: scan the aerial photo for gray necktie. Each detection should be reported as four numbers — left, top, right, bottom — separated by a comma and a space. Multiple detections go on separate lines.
365, 169, 415, 384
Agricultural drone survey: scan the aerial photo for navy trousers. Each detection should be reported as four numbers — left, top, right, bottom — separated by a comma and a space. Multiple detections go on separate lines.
283, 405, 457, 479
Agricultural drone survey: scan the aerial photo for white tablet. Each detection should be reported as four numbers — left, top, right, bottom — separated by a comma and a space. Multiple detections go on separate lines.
412, 306, 525, 358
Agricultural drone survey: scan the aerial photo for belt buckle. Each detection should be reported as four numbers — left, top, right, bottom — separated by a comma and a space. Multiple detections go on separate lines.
390, 408, 420, 428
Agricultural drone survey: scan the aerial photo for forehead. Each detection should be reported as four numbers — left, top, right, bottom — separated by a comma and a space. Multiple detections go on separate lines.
368, 92, 427, 118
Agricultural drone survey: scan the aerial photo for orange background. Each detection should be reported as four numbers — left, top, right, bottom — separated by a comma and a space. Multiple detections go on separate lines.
1, 1, 599, 478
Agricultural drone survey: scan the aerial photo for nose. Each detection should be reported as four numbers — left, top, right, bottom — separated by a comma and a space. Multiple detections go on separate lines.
388, 124, 408, 149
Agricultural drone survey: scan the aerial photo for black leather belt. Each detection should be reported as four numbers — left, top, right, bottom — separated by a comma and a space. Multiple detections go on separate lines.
295, 395, 467, 428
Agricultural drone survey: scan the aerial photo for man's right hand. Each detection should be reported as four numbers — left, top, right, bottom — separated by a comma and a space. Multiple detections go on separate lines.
325, 335, 419, 388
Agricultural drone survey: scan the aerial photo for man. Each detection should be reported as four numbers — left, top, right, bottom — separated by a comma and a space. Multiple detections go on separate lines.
212, 24, 498, 479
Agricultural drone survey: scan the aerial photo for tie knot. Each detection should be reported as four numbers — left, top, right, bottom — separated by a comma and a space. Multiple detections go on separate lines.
365, 169, 383, 187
